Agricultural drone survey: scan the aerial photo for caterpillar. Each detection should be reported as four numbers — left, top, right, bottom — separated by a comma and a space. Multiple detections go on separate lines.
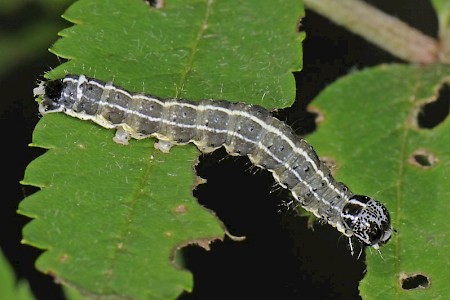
34, 74, 392, 252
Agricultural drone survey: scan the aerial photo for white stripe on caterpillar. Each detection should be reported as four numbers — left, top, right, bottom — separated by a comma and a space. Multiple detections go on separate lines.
35, 74, 392, 252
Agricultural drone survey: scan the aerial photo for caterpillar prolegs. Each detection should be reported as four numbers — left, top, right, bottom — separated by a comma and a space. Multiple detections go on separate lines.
35, 74, 392, 252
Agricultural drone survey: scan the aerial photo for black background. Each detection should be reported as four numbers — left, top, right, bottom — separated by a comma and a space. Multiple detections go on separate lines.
0, 1, 438, 299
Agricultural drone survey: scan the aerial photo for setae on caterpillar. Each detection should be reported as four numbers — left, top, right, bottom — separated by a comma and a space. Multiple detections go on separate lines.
34, 74, 392, 253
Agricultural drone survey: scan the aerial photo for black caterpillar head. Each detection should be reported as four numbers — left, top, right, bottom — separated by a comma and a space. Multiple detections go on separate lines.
342, 195, 392, 249
35, 76, 79, 115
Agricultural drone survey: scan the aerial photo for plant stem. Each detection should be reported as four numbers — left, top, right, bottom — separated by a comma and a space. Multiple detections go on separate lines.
304, 0, 439, 64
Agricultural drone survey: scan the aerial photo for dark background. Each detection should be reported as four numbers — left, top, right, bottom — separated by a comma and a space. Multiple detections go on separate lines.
0, 1, 438, 299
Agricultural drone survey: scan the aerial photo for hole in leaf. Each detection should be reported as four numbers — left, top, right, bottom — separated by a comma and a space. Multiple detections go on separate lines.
400, 273, 430, 290
413, 154, 432, 166
418, 84, 450, 129
144, 0, 164, 8
408, 149, 438, 168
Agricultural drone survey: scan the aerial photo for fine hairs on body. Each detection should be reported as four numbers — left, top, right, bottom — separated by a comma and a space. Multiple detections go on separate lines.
35, 74, 393, 253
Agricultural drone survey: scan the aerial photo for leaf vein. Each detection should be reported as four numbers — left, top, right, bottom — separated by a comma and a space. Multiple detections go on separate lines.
176, 0, 214, 98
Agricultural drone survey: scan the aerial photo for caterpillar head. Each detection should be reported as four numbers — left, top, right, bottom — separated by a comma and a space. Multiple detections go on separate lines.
342, 195, 392, 249
34, 75, 79, 115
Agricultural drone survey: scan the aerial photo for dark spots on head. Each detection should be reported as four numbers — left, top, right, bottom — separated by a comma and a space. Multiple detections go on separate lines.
342, 217, 355, 230
304, 165, 309, 172
346, 198, 392, 246
351, 195, 371, 204
379, 219, 391, 238
379, 226, 392, 245
343, 202, 363, 216
45, 79, 64, 100
367, 222, 383, 243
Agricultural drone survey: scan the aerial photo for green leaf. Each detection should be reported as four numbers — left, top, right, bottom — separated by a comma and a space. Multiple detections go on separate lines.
21, 114, 220, 299
431, 0, 450, 31
0, 248, 35, 300
48, 0, 303, 106
431, 0, 450, 62
19, 0, 304, 299
307, 64, 450, 299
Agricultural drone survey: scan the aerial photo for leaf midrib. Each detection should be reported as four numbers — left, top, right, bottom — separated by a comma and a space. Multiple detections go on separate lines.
392, 69, 423, 299
176, 0, 214, 98
101, 146, 159, 295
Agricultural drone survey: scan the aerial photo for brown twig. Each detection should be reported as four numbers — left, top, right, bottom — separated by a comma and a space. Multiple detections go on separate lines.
304, 0, 440, 64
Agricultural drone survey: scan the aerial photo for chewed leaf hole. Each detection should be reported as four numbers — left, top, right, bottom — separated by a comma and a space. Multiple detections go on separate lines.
144, 0, 164, 8
309, 106, 325, 125
399, 272, 430, 290
418, 84, 450, 129
408, 149, 438, 168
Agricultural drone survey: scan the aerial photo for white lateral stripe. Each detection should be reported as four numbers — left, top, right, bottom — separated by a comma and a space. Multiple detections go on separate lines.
66, 76, 347, 201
